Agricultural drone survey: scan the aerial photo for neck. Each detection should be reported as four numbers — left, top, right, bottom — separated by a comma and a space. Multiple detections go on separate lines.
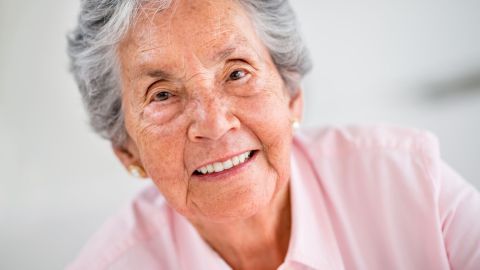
191, 182, 291, 270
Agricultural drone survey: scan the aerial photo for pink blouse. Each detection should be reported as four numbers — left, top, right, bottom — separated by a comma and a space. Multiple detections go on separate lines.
67, 126, 480, 270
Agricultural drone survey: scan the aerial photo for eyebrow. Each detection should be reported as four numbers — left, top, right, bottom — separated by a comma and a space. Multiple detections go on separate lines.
213, 46, 237, 63
144, 46, 239, 79
146, 69, 172, 79
141, 35, 251, 80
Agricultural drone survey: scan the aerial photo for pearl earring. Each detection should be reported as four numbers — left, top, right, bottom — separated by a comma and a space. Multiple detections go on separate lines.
292, 120, 300, 130
128, 165, 146, 178
291, 117, 301, 132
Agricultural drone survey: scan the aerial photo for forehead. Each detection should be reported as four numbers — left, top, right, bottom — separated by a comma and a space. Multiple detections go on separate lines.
119, 0, 262, 71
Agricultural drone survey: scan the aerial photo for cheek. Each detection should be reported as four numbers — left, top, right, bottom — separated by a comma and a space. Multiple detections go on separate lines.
134, 119, 192, 213
143, 102, 182, 125
234, 89, 294, 186
237, 88, 292, 150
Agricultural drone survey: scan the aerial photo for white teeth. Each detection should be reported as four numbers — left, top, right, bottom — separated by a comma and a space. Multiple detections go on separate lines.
223, 159, 233, 169
213, 162, 224, 173
207, 164, 214, 173
196, 151, 253, 175
232, 156, 240, 166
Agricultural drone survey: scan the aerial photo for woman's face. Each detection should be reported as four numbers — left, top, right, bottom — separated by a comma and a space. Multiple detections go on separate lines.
117, 0, 302, 223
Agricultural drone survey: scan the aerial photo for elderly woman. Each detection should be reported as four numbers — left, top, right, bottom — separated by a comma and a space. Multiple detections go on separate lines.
67, 0, 480, 269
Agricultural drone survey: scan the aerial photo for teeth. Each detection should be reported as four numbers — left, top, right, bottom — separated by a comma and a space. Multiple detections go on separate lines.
232, 156, 239, 166
213, 162, 224, 173
223, 159, 233, 169
196, 151, 253, 175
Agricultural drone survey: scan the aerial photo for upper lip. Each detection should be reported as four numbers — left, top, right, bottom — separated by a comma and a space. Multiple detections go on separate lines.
192, 149, 255, 173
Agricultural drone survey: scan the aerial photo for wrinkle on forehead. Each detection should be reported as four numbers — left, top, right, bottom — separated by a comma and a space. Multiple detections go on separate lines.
119, 0, 269, 86
127, 0, 243, 52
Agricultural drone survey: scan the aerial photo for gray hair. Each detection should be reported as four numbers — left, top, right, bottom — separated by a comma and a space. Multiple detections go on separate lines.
67, 0, 312, 146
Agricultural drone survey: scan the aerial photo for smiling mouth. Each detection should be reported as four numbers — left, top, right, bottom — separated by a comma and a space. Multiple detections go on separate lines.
193, 150, 257, 176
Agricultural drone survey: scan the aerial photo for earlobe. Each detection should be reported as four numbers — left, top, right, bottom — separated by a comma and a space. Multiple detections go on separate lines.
112, 140, 147, 178
112, 144, 136, 167
289, 88, 304, 122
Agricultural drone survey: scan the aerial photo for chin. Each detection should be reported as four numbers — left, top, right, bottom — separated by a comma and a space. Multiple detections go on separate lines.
189, 184, 276, 223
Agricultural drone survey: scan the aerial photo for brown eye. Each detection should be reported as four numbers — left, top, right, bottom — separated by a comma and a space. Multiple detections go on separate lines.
229, 69, 247, 81
153, 91, 172, 102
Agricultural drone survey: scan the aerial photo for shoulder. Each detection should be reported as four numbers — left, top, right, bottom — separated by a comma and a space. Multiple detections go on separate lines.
293, 124, 443, 198
295, 124, 440, 158
66, 185, 176, 270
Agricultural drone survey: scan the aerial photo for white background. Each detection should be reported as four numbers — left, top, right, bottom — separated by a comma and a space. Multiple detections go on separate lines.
1, 0, 479, 269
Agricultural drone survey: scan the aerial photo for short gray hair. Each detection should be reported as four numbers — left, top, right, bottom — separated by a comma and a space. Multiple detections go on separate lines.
67, 0, 312, 146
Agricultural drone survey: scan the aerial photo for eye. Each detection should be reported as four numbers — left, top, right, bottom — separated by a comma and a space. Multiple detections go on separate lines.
152, 91, 172, 102
228, 69, 247, 81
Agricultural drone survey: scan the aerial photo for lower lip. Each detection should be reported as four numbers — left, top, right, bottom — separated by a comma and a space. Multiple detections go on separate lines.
192, 151, 258, 181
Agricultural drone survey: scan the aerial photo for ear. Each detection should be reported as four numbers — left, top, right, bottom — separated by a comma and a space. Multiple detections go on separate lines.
288, 88, 304, 122
112, 138, 147, 177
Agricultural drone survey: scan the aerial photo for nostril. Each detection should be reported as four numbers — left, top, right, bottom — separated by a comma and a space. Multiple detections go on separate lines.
187, 106, 241, 142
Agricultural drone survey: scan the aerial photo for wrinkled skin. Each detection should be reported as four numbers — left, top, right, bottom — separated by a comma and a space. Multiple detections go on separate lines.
115, 1, 302, 267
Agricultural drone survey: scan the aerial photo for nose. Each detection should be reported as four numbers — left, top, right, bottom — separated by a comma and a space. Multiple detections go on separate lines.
187, 93, 241, 142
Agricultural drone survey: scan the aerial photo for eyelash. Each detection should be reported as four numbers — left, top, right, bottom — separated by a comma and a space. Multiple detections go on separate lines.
148, 68, 251, 103
152, 91, 172, 102
228, 69, 248, 81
